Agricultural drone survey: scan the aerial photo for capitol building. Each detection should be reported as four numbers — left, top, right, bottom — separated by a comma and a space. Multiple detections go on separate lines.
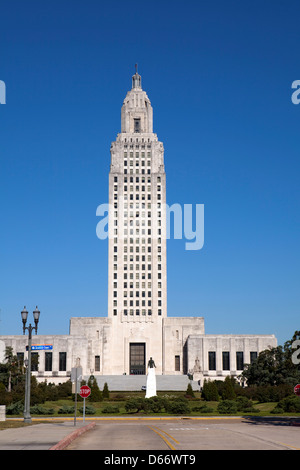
0, 70, 276, 390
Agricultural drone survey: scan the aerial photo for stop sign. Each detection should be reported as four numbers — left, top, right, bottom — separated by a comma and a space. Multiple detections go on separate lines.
79, 385, 91, 398
294, 384, 300, 396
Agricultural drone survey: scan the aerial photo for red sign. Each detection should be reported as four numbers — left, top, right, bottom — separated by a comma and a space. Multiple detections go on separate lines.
294, 384, 300, 396
79, 385, 91, 398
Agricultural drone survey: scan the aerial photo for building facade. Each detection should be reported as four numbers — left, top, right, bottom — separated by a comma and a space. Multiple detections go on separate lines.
0, 70, 277, 389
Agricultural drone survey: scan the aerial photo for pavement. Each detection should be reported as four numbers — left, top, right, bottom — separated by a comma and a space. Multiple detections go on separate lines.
0, 416, 299, 451
0, 419, 96, 450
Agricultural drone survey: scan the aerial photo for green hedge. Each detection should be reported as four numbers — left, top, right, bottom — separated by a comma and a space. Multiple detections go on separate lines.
271, 396, 300, 414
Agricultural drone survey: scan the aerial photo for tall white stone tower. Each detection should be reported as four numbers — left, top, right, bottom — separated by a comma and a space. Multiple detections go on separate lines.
107, 68, 167, 374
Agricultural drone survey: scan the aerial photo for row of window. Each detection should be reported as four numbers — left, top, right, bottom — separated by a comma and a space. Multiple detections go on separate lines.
114, 272, 162, 280
113, 202, 162, 210
124, 160, 151, 167
122, 246, 162, 253
113, 238, 163, 245
16, 352, 67, 372
114, 192, 155, 200
114, 263, 162, 270
123, 137, 152, 146
114, 176, 161, 183
122, 168, 151, 175
208, 351, 257, 371
114, 212, 161, 220
114, 281, 162, 288
119, 185, 161, 192
113, 298, 163, 308
113, 231, 162, 239
123, 309, 162, 316
123, 151, 151, 158
16, 352, 103, 374
114, 291, 162, 298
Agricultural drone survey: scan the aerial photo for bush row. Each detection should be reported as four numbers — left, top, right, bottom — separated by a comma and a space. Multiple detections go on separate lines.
271, 396, 300, 414
201, 378, 295, 403
6, 394, 300, 416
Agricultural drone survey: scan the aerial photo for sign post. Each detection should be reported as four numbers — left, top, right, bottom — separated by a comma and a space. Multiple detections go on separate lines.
71, 366, 82, 426
79, 385, 91, 423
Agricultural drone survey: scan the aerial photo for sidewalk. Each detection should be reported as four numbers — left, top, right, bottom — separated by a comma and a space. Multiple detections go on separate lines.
0, 420, 95, 450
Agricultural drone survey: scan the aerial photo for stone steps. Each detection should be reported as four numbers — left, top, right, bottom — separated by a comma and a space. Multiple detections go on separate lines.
85, 374, 199, 391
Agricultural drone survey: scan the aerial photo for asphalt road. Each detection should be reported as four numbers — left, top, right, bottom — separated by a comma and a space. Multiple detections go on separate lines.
65, 417, 300, 451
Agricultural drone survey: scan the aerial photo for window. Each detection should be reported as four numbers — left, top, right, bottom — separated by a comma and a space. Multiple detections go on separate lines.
236, 351, 244, 370
134, 118, 141, 133
17, 352, 24, 365
250, 351, 258, 364
45, 352, 52, 372
175, 355, 180, 371
222, 351, 230, 371
208, 351, 216, 370
59, 352, 67, 371
95, 355, 100, 372
31, 352, 39, 371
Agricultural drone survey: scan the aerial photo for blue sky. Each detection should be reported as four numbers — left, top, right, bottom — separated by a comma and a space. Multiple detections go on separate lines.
0, 0, 299, 347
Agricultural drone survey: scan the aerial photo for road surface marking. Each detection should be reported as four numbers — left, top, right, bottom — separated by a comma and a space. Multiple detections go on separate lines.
148, 426, 179, 450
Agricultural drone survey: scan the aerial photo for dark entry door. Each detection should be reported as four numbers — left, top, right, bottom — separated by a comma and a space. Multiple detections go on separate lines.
130, 343, 145, 375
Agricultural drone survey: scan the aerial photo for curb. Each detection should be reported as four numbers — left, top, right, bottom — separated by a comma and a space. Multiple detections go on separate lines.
49, 422, 96, 450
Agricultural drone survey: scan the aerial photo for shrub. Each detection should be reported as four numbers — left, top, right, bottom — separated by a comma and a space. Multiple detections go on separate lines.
125, 398, 150, 413
125, 396, 190, 415
235, 396, 257, 413
147, 396, 166, 413
185, 383, 195, 398
30, 404, 55, 415
164, 397, 190, 415
192, 404, 214, 414
58, 405, 75, 414
6, 401, 24, 415
271, 396, 300, 414
245, 384, 294, 403
102, 405, 120, 414
79, 405, 96, 415
217, 400, 238, 414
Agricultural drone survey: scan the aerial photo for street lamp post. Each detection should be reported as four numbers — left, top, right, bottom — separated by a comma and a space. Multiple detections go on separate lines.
21, 306, 40, 424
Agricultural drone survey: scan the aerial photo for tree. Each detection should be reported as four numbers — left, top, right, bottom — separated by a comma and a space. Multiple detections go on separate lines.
1, 347, 21, 392
186, 382, 195, 398
241, 331, 300, 386
102, 382, 110, 399
88, 376, 103, 402
201, 379, 219, 401
222, 376, 236, 400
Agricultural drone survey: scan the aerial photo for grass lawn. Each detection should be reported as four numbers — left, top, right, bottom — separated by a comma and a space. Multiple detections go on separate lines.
2, 392, 299, 419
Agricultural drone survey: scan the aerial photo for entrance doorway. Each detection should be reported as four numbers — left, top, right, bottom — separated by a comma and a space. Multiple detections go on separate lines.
130, 343, 146, 375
